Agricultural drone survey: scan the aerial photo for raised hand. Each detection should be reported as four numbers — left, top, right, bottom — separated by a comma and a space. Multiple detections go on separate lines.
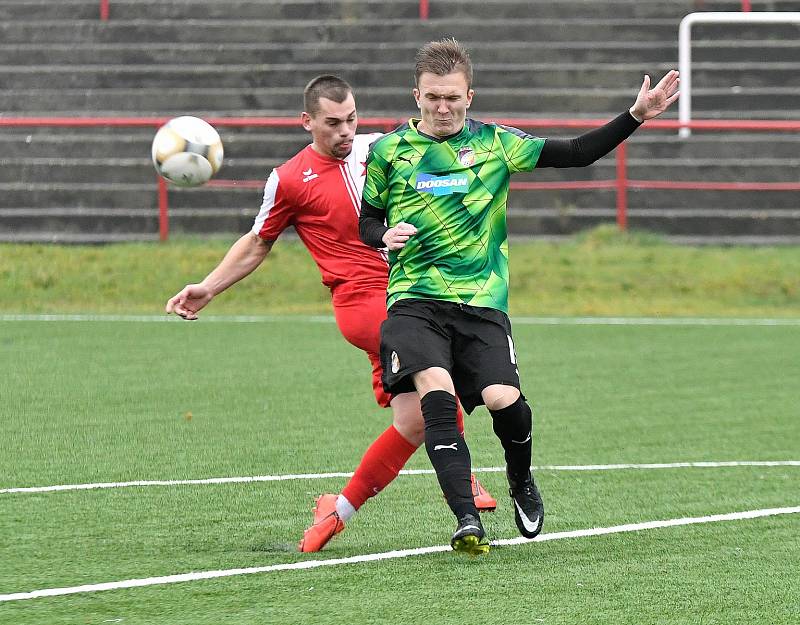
630, 70, 680, 122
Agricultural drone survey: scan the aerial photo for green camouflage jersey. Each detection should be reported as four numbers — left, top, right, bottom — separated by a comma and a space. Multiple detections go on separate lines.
363, 118, 545, 313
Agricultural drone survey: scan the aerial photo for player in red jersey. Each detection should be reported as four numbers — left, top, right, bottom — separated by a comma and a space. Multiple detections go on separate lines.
165, 75, 496, 552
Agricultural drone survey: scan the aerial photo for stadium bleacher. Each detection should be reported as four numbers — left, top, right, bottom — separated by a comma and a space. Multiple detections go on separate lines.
1, 0, 799, 242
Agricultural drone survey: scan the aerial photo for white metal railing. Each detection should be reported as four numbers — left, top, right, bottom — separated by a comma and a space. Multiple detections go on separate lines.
678, 11, 800, 137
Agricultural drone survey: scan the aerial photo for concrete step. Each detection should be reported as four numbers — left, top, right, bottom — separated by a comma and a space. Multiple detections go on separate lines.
0, 63, 652, 90
0, 207, 256, 238
2, 129, 798, 161
508, 208, 800, 238
5, 0, 794, 22
0, 130, 310, 159
0, 183, 262, 210
3, 85, 799, 117
4, 40, 799, 67
4, 17, 799, 46
0, 159, 274, 183
3, 206, 798, 242
0, 18, 740, 45
626, 133, 800, 160
0, 231, 163, 243
0, 208, 163, 238
1, 180, 796, 211
509, 188, 800, 210
5, 62, 799, 90
0, 0, 419, 21
4, 157, 799, 185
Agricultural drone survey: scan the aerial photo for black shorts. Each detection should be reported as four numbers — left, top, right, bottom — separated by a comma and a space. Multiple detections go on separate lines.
380, 298, 521, 413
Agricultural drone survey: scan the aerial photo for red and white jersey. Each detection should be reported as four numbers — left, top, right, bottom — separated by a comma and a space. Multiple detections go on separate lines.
252, 133, 388, 293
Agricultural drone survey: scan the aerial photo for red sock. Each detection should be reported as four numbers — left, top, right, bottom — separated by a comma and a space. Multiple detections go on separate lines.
341, 425, 417, 510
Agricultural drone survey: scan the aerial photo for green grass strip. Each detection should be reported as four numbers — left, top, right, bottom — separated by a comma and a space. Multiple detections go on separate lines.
2, 226, 799, 316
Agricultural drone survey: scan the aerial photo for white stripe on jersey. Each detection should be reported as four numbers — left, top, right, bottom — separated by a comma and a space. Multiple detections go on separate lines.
349, 133, 387, 265
347, 133, 382, 197
338, 163, 360, 218
252, 169, 280, 236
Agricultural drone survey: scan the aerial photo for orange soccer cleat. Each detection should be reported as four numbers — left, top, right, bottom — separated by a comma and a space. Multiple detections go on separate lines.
298, 493, 345, 553
471, 474, 497, 512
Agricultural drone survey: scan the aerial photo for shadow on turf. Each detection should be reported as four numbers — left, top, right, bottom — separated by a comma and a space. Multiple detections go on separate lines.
250, 541, 298, 553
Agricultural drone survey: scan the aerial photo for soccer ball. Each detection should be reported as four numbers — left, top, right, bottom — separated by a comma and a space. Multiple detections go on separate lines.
151, 116, 223, 187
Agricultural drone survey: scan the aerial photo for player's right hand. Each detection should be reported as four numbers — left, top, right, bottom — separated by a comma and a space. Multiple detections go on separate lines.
382, 222, 418, 250
165, 284, 213, 320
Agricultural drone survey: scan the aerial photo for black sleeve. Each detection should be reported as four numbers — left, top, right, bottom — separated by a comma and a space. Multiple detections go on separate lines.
537, 111, 642, 168
359, 199, 389, 248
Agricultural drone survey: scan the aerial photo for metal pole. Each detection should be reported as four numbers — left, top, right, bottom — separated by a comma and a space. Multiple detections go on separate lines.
616, 142, 628, 231
679, 12, 800, 138
158, 177, 169, 241
678, 15, 693, 138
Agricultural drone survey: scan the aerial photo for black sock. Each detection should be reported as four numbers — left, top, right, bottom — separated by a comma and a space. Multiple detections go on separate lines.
421, 390, 476, 519
489, 395, 533, 479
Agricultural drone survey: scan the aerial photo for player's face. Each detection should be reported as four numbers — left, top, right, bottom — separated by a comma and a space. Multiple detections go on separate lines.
413, 71, 474, 138
303, 93, 358, 159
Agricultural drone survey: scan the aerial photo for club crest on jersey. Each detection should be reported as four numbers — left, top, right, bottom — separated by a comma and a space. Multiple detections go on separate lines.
457, 147, 475, 167
415, 173, 469, 196
302, 168, 318, 183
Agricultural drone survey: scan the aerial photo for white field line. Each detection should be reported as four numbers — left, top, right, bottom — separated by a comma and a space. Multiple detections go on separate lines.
1, 314, 799, 326
1, 505, 798, 603
2, 461, 799, 495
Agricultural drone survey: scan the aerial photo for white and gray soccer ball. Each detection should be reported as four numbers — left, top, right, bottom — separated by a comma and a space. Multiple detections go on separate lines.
151, 116, 223, 187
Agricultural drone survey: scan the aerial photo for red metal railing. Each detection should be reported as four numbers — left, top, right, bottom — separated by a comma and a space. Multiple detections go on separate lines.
1, 116, 799, 241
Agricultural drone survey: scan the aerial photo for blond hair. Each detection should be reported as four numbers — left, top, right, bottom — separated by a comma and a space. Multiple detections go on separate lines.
414, 38, 473, 88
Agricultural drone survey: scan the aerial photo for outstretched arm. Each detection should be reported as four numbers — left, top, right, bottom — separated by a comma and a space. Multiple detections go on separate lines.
165, 232, 272, 320
537, 70, 680, 168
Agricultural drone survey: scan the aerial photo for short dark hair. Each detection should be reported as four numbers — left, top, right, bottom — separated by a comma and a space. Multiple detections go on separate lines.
303, 75, 353, 116
414, 38, 473, 88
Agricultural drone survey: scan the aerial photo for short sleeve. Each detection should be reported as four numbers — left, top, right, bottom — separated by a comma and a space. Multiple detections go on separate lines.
497, 125, 546, 174
251, 169, 294, 240
362, 142, 390, 211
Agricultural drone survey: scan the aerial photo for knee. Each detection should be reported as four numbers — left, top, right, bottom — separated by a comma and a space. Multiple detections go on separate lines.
412, 367, 455, 396
482, 384, 521, 412
391, 394, 425, 447
419, 389, 458, 431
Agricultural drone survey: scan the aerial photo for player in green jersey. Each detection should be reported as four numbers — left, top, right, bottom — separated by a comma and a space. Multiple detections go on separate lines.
359, 38, 679, 554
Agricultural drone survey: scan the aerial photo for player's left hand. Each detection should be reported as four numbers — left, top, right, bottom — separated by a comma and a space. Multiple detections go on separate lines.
629, 70, 680, 122
382, 222, 418, 251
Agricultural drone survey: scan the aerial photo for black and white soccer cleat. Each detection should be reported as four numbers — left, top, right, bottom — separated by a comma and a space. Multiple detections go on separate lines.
508, 470, 544, 539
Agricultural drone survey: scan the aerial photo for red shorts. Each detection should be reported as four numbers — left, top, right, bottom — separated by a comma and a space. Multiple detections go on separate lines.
332, 286, 392, 408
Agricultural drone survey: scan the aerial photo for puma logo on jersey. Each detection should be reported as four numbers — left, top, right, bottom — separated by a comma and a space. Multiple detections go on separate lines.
302, 168, 318, 183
